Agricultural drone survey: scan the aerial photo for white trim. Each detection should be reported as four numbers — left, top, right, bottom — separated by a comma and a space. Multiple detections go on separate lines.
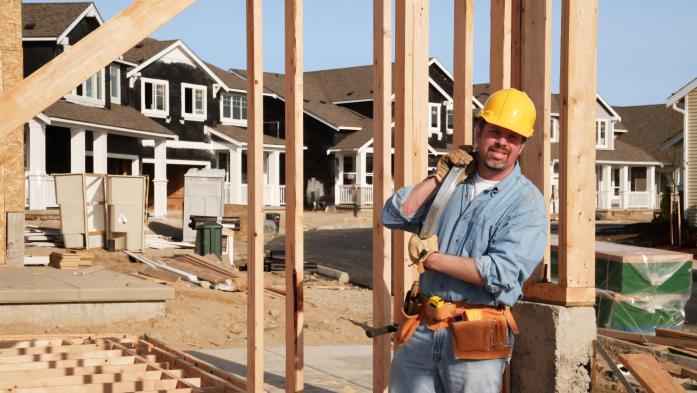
662, 130, 683, 150
668, 76, 697, 107
338, 126, 362, 131
219, 92, 248, 125
56, 3, 104, 45
22, 37, 56, 41
114, 57, 138, 67
142, 158, 211, 167
595, 119, 610, 149
429, 103, 442, 140
596, 93, 621, 120
595, 160, 661, 166
429, 58, 454, 80
86, 151, 139, 161
332, 98, 374, 105
550, 117, 559, 142
180, 83, 207, 121
67, 68, 106, 107
204, 126, 287, 151
427, 145, 441, 156
429, 78, 453, 102
126, 40, 230, 91
109, 64, 121, 105
445, 106, 453, 135
34, 113, 50, 125
140, 77, 169, 118
49, 117, 177, 140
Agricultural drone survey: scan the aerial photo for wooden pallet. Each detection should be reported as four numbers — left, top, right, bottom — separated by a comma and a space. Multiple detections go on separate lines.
0, 334, 246, 392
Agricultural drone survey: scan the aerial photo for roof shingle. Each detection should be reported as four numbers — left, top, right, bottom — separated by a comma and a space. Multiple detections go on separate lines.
22, 2, 92, 38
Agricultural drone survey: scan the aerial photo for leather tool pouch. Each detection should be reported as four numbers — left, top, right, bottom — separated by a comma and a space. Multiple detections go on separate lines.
450, 307, 514, 360
394, 307, 420, 347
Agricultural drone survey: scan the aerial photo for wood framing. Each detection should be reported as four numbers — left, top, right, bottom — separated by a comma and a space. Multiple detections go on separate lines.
558, 0, 598, 290
509, 0, 522, 89
245, 0, 265, 391
372, 0, 392, 391
518, 0, 552, 284
452, 0, 474, 146
284, 0, 304, 391
394, 0, 429, 320
490, 0, 511, 91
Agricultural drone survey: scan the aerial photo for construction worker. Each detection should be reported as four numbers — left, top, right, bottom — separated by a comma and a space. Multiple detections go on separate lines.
381, 88, 548, 393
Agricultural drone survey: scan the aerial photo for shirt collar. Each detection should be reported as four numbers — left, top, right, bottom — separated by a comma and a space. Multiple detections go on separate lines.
477, 161, 522, 195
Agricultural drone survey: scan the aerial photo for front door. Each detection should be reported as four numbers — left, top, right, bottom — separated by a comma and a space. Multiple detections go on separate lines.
611, 167, 621, 208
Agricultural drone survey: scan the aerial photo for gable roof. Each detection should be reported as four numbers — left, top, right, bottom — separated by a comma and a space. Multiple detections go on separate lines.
22, 2, 102, 40
122, 38, 177, 65
608, 104, 683, 163
42, 100, 176, 139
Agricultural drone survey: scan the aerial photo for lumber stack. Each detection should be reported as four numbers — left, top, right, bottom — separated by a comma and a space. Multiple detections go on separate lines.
596, 327, 697, 392
264, 249, 318, 272
48, 251, 93, 269
169, 254, 246, 291
0, 334, 245, 392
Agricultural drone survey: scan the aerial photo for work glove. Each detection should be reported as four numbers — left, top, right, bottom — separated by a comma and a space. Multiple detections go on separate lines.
434, 145, 475, 183
408, 233, 439, 273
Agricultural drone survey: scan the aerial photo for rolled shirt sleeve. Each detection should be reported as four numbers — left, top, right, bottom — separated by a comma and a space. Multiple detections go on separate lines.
474, 207, 548, 305
380, 185, 433, 234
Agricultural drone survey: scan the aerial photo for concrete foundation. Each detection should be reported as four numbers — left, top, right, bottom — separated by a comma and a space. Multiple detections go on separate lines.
0, 301, 166, 325
511, 301, 596, 393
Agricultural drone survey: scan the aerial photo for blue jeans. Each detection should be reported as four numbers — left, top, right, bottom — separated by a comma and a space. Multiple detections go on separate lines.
389, 324, 507, 393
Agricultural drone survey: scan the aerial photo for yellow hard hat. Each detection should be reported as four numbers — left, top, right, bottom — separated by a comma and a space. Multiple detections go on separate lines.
478, 88, 536, 138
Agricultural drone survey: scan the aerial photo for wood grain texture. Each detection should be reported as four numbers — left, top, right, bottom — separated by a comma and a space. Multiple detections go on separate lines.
522, 282, 595, 306
452, 0, 474, 146
0, 0, 196, 141
518, 0, 552, 284
246, 0, 265, 391
490, 0, 511, 91
558, 0, 597, 288
618, 353, 686, 393
284, 0, 304, 391
372, 0, 393, 390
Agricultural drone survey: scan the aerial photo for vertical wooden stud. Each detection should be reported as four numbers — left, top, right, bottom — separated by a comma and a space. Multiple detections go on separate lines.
372, 0, 392, 390
519, 0, 552, 282
509, 0, 522, 89
245, 0, 264, 391
284, 0, 304, 391
558, 0, 597, 289
452, 0, 474, 147
490, 0, 512, 91
394, 0, 429, 322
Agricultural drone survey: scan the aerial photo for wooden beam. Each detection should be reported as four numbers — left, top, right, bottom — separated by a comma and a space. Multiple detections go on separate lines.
490, 0, 511, 91
284, 0, 304, 391
0, 357, 138, 372
0, 0, 196, 139
509, 0, 522, 89
452, 0, 474, 146
245, 0, 264, 391
558, 0, 597, 288
4, 370, 168, 389
518, 0, 552, 284
0, 364, 151, 386
522, 282, 595, 306
618, 353, 686, 393
372, 0, 392, 390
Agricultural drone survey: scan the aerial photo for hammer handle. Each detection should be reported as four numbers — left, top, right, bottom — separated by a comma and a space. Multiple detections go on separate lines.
365, 323, 398, 338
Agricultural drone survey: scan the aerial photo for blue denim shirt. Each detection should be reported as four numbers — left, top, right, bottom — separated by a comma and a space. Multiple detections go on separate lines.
381, 163, 548, 307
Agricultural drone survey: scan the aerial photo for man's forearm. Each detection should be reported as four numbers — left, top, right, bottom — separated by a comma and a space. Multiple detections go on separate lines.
401, 176, 439, 217
423, 252, 485, 286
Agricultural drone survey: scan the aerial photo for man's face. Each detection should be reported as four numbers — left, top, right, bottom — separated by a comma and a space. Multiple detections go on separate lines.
475, 122, 526, 174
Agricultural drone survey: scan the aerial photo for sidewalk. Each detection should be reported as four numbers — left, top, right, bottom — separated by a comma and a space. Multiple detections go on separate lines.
188, 345, 373, 392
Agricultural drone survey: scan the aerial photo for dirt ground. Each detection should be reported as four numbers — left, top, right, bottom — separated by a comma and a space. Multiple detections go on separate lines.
6, 210, 376, 351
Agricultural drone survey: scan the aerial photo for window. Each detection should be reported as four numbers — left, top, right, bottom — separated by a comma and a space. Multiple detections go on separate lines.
109, 64, 120, 104
221, 93, 248, 124
366, 153, 373, 185
69, 69, 105, 105
141, 78, 169, 117
630, 167, 647, 192
446, 108, 453, 134
429, 104, 441, 129
596, 120, 608, 148
343, 156, 355, 184
216, 151, 229, 182
181, 83, 207, 121
550, 118, 559, 142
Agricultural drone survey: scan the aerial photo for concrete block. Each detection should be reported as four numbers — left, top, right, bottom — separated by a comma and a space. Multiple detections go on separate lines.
511, 301, 596, 393
317, 264, 350, 283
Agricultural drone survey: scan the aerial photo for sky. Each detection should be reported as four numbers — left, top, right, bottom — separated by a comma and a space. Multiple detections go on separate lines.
24, 0, 697, 106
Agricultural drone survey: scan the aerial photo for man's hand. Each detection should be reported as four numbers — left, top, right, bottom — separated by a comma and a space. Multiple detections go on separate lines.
434, 145, 474, 183
408, 233, 439, 272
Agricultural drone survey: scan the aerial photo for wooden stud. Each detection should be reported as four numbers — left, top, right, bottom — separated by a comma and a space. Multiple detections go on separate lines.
452, 0, 474, 146
0, 0, 196, 140
490, 0, 512, 91
0, 364, 151, 386
284, 0, 304, 391
522, 282, 595, 306
509, 0, 522, 89
558, 0, 597, 289
618, 353, 686, 393
372, 0, 392, 390
518, 0, 552, 284
245, 0, 265, 391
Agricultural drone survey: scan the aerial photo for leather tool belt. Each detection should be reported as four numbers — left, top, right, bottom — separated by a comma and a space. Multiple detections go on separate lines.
397, 296, 520, 360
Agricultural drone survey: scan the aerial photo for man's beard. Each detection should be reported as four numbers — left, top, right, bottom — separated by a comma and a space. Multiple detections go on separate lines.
482, 144, 511, 171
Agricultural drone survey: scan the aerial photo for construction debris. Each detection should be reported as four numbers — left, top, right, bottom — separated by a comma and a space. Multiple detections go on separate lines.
23, 255, 49, 266
24, 226, 62, 247
0, 333, 245, 392
144, 234, 194, 249
48, 250, 93, 269
264, 249, 318, 272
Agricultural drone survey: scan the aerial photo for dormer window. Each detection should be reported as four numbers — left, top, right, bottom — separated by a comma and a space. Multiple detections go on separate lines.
596, 119, 609, 148
141, 77, 169, 118
68, 69, 105, 106
181, 83, 207, 121
109, 64, 120, 104
221, 93, 248, 125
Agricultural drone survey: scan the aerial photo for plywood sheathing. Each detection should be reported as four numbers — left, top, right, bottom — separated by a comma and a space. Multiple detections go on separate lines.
0, 1, 24, 266
372, 0, 393, 390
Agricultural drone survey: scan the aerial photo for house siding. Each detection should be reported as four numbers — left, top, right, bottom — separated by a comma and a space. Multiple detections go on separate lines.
686, 92, 697, 225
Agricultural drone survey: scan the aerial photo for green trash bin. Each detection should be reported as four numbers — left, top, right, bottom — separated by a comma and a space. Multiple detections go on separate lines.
195, 222, 223, 259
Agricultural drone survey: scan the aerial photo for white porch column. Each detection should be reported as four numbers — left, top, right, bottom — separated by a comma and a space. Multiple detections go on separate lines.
335, 154, 344, 205
602, 165, 612, 209
27, 119, 47, 210
153, 139, 168, 217
230, 148, 242, 204
268, 151, 281, 206
356, 151, 367, 205
621, 165, 630, 209
648, 165, 656, 209
92, 130, 107, 174
70, 128, 86, 173
131, 158, 141, 176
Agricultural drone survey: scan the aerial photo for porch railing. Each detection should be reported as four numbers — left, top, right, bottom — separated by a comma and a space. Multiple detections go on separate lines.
628, 191, 651, 209
25, 174, 58, 210
337, 185, 374, 205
